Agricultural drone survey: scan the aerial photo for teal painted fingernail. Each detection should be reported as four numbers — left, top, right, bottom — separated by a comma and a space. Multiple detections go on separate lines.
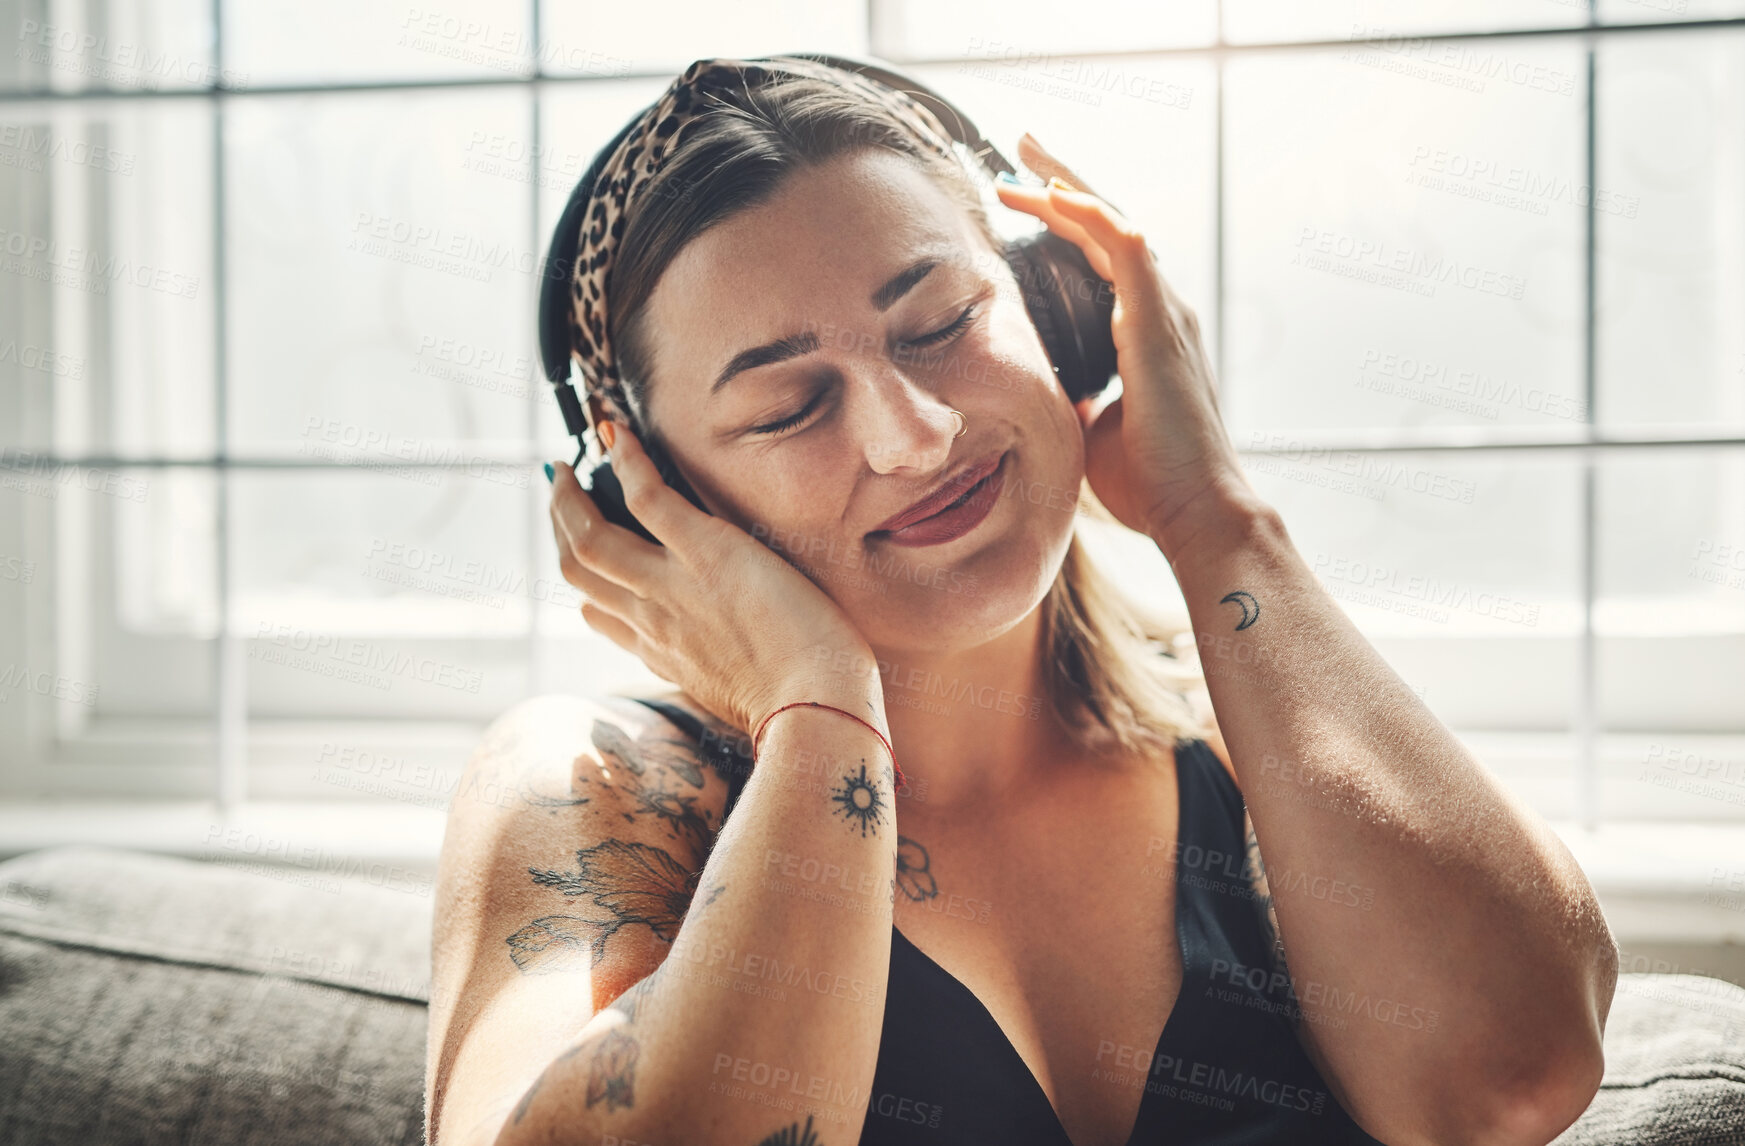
996, 171, 1019, 185
544, 462, 554, 484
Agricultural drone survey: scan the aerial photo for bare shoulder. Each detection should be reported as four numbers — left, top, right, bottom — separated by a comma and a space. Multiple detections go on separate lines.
424, 690, 732, 1146
430, 691, 734, 938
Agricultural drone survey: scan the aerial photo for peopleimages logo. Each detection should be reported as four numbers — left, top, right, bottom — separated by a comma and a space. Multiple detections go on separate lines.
1406, 145, 1639, 219
1343, 24, 1577, 97
15, 19, 251, 87
348, 211, 539, 281
1206, 958, 1441, 1034
1356, 348, 1588, 423
397, 7, 632, 76
1310, 553, 1542, 628
298, 417, 529, 490
667, 928, 883, 1009
0, 451, 150, 503
960, 35, 1195, 111
1293, 226, 1526, 301
1093, 1040, 1328, 1115
0, 125, 135, 175
200, 825, 434, 898
251, 622, 484, 694
0, 226, 201, 299
0, 665, 99, 706
870, 1091, 944, 1128
0, 339, 85, 379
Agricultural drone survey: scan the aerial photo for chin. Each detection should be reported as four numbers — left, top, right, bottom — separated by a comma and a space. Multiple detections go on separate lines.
850, 506, 1073, 655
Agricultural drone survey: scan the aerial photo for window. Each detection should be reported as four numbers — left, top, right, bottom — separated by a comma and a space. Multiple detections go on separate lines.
2, 2, 1740, 855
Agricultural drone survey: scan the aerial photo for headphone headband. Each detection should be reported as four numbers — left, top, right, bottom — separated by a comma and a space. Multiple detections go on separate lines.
782, 52, 1017, 178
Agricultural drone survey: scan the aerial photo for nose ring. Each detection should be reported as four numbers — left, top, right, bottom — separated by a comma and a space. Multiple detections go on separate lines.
949, 409, 966, 439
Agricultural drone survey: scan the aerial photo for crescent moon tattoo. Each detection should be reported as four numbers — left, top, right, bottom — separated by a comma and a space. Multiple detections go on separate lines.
1220, 590, 1261, 631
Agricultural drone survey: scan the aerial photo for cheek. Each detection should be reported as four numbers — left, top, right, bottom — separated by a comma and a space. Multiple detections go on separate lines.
685, 455, 855, 553
987, 297, 1054, 376
979, 316, 1081, 439
987, 307, 1084, 423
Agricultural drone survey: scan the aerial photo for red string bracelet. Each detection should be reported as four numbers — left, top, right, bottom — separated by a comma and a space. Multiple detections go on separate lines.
752, 700, 907, 794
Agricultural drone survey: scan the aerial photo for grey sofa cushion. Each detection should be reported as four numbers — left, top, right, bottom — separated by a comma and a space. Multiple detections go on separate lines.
0, 844, 431, 1146
0, 845, 1741, 1146
1552, 973, 1745, 1146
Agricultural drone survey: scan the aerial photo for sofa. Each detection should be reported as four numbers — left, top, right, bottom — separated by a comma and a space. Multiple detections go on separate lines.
0, 845, 1741, 1145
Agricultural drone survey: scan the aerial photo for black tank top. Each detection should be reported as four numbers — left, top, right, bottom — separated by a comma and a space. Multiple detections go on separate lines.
627, 696, 1388, 1146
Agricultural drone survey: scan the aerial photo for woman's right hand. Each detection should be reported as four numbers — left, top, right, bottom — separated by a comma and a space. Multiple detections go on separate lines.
549, 419, 883, 739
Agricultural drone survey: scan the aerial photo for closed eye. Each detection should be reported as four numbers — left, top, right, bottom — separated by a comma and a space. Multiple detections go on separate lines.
751, 388, 828, 437
906, 303, 979, 348
750, 303, 981, 437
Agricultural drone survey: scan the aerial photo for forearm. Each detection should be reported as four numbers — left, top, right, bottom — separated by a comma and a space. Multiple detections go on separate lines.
1160, 497, 1617, 1146
506, 695, 898, 1146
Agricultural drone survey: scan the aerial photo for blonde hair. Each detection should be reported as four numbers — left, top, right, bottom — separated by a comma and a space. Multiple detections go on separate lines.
1045, 507, 1210, 758
606, 68, 1211, 759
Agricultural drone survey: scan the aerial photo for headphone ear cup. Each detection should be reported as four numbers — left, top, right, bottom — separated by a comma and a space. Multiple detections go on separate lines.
579, 458, 660, 545
1003, 232, 1119, 405
1004, 239, 1064, 382
580, 443, 712, 548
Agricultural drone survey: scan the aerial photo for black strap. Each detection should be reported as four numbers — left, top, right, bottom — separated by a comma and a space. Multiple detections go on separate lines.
622, 695, 754, 818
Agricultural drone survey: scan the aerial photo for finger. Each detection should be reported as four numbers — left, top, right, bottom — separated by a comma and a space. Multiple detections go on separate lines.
1043, 186, 1167, 314
1016, 132, 1105, 200
992, 180, 1117, 283
549, 459, 663, 593
605, 420, 718, 559
578, 598, 642, 655
556, 542, 641, 619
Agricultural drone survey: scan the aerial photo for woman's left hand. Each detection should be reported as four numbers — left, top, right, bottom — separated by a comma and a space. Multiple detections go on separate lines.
994, 133, 1263, 564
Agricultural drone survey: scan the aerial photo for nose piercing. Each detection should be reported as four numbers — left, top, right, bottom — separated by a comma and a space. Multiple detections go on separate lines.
949, 409, 966, 439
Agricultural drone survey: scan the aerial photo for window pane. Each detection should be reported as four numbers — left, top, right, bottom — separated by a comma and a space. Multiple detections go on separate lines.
1596, 448, 1745, 820
1223, 0, 1586, 44
1596, 28, 1745, 431
233, 469, 534, 718
105, 465, 218, 712
875, 0, 1216, 56
0, 465, 217, 795
221, 0, 535, 86
225, 87, 537, 456
1225, 43, 1586, 435
233, 468, 529, 637
1246, 449, 1579, 639
6, 0, 217, 93
0, 99, 216, 459
539, 0, 864, 78
114, 465, 217, 640
1596, 449, 1745, 718
1595, 0, 1745, 26
1241, 448, 1581, 811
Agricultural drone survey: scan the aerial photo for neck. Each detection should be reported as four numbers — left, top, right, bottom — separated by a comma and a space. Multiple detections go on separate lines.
869, 603, 1085, 814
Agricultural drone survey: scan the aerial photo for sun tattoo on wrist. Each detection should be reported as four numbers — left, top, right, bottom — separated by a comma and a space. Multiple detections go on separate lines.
830, 760, 889, 837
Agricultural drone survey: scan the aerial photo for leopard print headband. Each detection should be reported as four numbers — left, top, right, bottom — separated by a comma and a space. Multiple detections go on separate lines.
567, 56, 964, 432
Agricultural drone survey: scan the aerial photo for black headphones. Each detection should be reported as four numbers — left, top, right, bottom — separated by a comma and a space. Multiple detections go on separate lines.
537, 51, 1119, 544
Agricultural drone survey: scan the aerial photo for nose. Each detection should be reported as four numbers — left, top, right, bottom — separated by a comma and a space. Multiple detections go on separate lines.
852, 365, 959, 477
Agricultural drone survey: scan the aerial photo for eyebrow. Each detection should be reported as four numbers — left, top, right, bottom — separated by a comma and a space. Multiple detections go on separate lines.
709, 256, 945, 396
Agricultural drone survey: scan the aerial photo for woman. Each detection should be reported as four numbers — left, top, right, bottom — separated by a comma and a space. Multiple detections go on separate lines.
425, 58, 1617, 1146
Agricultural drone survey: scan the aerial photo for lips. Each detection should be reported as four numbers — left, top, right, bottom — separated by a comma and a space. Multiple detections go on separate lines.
870, 451, 1004, 535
